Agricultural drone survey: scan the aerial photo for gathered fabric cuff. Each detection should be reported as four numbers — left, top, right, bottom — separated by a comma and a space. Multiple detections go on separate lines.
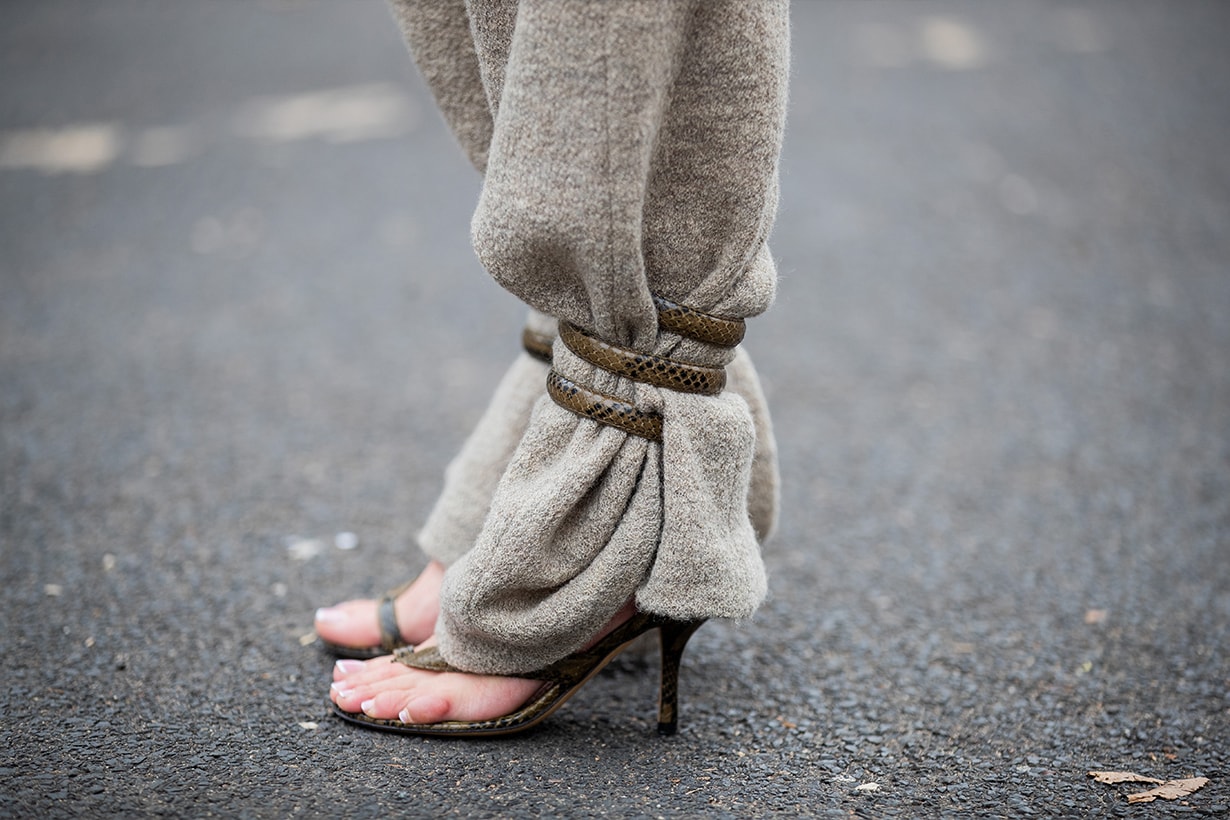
433, 311, 776, 675
416, 312, 554, 567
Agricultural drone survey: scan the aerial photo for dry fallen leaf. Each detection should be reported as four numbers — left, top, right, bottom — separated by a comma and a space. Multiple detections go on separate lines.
1089, 772, 1211, 804
1127, 777, 1209, 804
1088, 771, 1164, 785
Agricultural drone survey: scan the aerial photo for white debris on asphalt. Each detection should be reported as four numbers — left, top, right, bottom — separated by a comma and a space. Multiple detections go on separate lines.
286, 537, 325, 561
297, 722, 318, 730
855, 782, 881, 793
335, 531, 359, 550
44, 584, 63, 597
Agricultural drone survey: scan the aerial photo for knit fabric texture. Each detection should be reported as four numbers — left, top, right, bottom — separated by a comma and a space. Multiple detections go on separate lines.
389, 0, 789, 674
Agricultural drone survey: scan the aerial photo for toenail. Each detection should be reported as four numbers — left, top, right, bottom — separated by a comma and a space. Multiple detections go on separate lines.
398, 708, 413, 724
330, 683, 352, 697
360, 699, 376, 714
334, 659, 365, 674
315, 607, 345, 624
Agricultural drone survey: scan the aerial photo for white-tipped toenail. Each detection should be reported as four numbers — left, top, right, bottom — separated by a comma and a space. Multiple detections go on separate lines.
360, 699, 376, 714
315, 607, 345, 624
334, 659, 364, 674
398, 708, 413, 723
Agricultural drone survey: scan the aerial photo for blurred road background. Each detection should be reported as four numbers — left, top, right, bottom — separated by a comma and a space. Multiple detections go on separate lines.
2, 1, 1227, 816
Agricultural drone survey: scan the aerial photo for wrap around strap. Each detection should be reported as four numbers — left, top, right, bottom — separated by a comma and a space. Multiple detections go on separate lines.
559, 322, 726, 395
521, 295, 744, 364
536, 298, 744, 439
521, 327, 554, 363
652, 294, 746, 348
546, 370, 663, 442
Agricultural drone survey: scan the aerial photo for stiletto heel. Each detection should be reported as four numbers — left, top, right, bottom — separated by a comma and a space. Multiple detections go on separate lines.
331, 613, 708, 737
657, 619, 705, 735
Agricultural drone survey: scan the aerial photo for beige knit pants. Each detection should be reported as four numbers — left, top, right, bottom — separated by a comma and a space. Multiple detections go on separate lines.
388, 0, 789, 674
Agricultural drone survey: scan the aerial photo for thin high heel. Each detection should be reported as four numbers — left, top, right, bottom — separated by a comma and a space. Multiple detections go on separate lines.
656, 619, 704, 735
330, 613, 706, 737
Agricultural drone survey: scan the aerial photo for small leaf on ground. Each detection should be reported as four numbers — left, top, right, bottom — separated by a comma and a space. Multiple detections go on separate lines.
1089, 772, 1211, 804
1126, 777, 1209, 804
1089, 771, 1164, 785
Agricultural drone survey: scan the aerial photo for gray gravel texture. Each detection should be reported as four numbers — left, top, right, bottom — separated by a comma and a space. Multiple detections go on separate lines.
2, 1, 1227, 817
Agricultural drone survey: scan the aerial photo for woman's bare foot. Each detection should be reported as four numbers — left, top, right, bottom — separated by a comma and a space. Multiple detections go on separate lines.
329, 601, 636, 724
314, 560, 445, 652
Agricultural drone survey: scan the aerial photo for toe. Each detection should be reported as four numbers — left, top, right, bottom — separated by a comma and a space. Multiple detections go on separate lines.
315, 561, 446, 651
399, 695, 451, 724
361, 689, 427, 720
330, 682, 363, 711
332, 654, 408, 684
331, 663, 429, 711
315, 600, 382, 649
398, 672, 542, 723
332, 680, 398, 714
333, 659, 366, 676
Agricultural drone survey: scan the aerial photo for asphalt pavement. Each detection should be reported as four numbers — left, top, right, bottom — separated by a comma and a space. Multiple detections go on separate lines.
2, 2, 1227, 817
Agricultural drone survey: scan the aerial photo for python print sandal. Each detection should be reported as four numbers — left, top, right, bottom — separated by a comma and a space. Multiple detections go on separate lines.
330, 613, 705, 737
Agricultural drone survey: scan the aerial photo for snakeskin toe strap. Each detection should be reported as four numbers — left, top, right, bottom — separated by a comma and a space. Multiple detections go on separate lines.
392, 645, 457, 673
374, 577, 415, 654
376, 595, 404, 654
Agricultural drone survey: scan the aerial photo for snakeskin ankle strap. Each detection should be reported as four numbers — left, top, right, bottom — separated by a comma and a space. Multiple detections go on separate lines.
533, 296, 746, 440
521, 326, 554, 363
558, 322, 726, 396
651, 294, 746, 347
546, 370, 663, 441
